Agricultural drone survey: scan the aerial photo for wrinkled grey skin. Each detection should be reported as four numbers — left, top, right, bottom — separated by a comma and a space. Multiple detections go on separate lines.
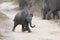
42, 4, 59, 19
12, 9, 35, 32
45, 0, 60, 19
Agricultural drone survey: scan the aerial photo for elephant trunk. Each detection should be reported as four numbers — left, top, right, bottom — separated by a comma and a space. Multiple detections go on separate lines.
29, 21, 35, 28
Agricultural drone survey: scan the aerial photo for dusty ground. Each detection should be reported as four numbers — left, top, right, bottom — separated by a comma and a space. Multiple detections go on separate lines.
0, 2, 60, 40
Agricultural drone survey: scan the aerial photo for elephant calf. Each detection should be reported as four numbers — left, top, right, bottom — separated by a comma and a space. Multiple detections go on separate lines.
12, 9, 35, 32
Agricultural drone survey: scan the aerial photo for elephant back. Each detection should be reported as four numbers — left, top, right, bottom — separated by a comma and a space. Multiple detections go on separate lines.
45, 0, 60, 10
13, 9, 28, 24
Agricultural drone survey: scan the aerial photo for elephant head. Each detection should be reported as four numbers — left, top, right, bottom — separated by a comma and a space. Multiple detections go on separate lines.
25, 9, 35, 28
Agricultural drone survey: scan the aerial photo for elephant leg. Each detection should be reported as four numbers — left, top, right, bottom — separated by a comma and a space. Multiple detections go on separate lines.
53, 11, 59, 19
47, 14, 51, 20
55, 12, 59, 19
46, 10, 53, 20
42, 6, 50, 19
22, 24, 25, 32
25, 22, 31, 32
12, 22, 18, 31
43, 11, 47, 19
42, 8, 48, 19
53, 11, 56, 19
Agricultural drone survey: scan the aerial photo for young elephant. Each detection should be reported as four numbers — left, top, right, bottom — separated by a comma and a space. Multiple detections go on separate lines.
12, 9, 35, 32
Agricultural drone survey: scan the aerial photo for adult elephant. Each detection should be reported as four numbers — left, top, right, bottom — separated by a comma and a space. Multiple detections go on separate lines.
44, 0, 60, 19
19, 0, 32, 10
18, 0, 28, 10
42, 4, 59, 19
42, 4, 50, 19
12, 8, 35, 32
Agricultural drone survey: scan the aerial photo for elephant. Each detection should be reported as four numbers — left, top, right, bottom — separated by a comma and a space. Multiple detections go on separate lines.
18, 0, 32, 10
42, 4, 50, 19
42, 5, 59, 19
42, 1, 60, 20
52, 10, 59, 19
12, 9, 35, 32
44, 0, 60, 19
18, 0, 28, 10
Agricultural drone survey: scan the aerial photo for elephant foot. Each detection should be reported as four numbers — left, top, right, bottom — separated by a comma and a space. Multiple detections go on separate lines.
57, 17, 60, 19
43, 17, 46, 20
12, 29, 15, 32
24, 27, 31, 32
22, 27, 28, 32
28, 29, 31, 32
47, 16, 51, 20
47, 18, 50, 20
22, 29, 25, 32
22, 30, 25, 32
28, 30, 31, 33
43, 18, 45, 19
